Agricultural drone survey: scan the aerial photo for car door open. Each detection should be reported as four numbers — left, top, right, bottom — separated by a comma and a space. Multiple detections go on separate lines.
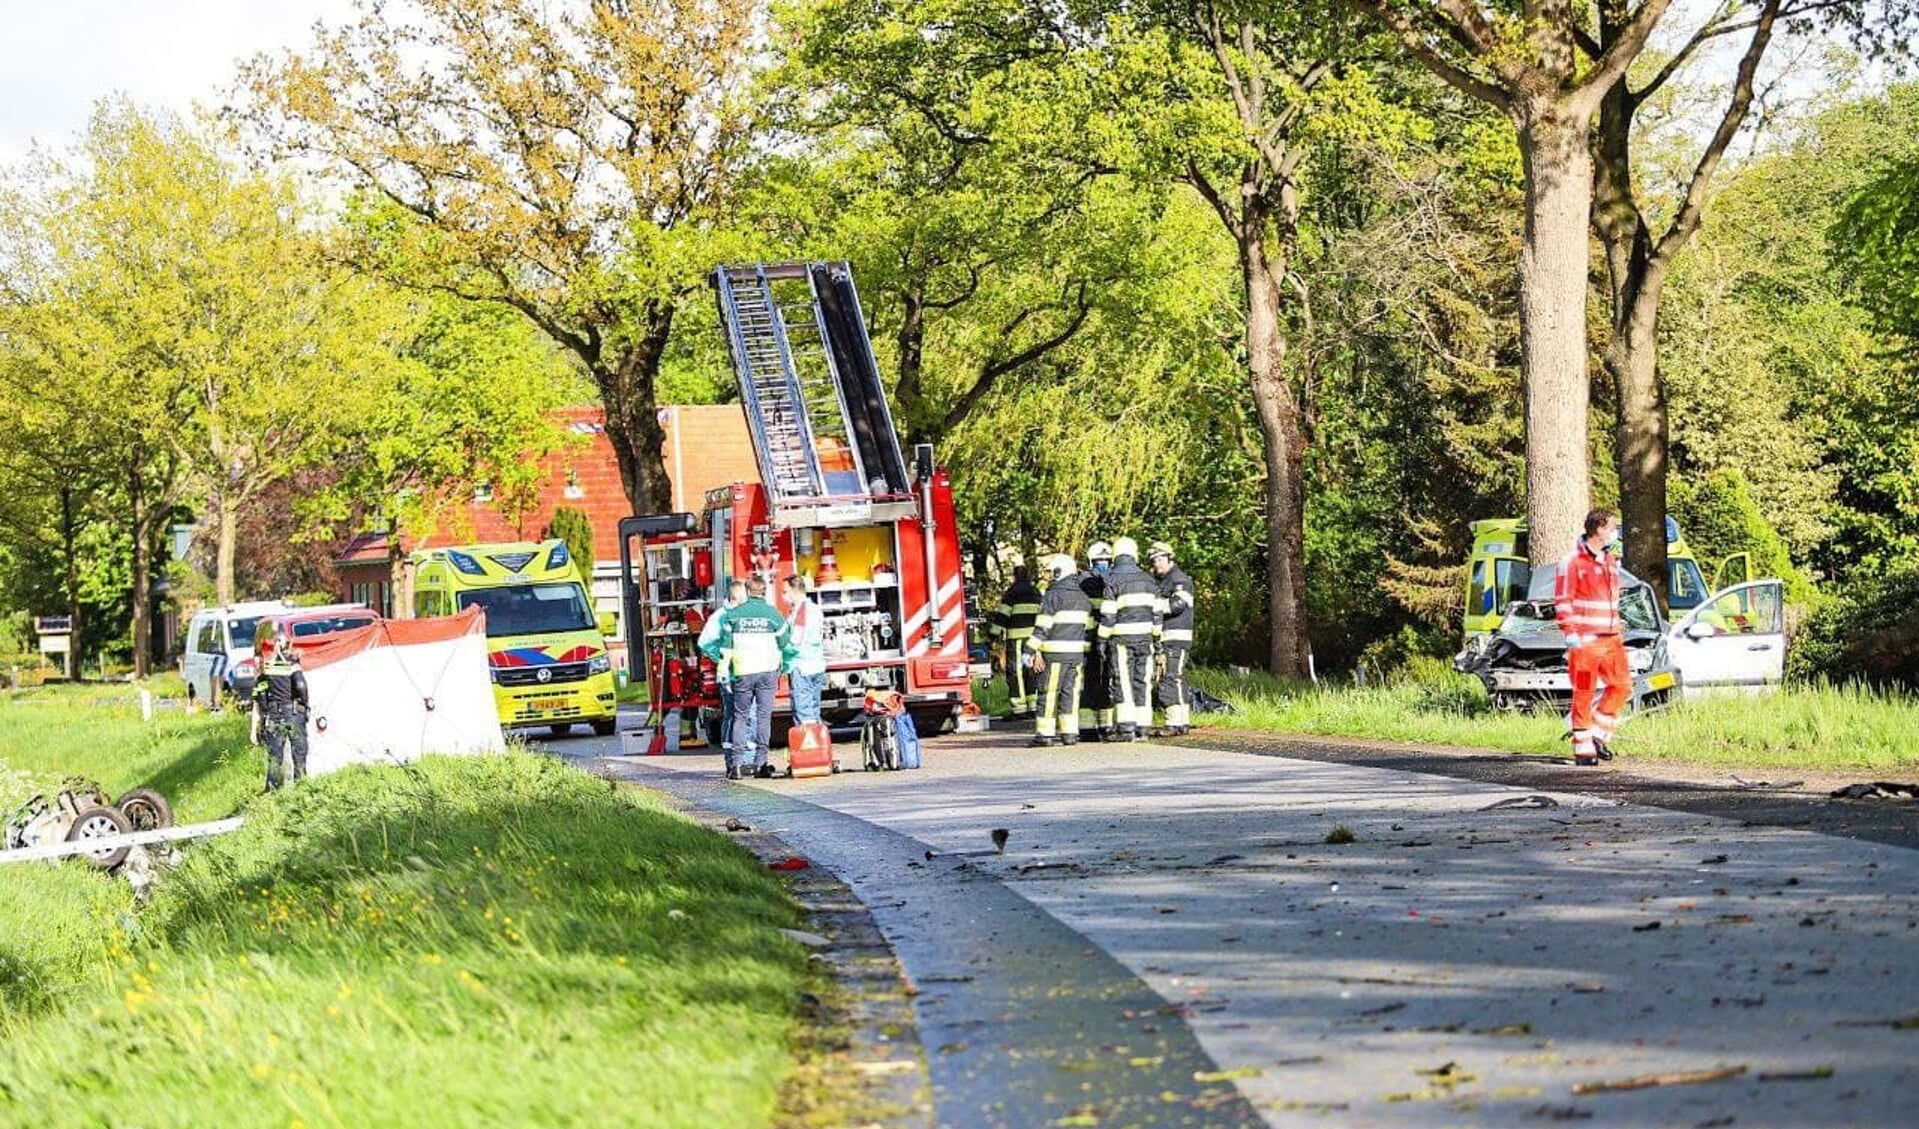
1668, 579, 1786, 696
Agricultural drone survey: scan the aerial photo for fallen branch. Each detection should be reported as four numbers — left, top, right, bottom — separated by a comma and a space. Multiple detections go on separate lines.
1572, 1065, 1747, 1094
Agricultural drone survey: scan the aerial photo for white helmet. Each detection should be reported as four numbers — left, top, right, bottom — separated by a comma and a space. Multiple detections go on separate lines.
1086, 540, 1112, 562
1046, 553, 1076, 580
1112, 536, 1140, 560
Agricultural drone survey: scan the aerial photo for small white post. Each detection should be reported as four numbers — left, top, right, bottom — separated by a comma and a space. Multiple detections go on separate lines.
140, 689, 154, 721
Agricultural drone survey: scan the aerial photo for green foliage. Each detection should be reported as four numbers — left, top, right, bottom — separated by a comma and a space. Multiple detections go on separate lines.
0, 753, 809, 1128
1833, 153, 1919, 342
1669, 471, 1814, 601
1789, 567, 1919, 690
545, 506, 598, 573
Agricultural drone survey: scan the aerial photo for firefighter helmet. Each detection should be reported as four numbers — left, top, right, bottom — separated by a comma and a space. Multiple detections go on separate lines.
1148, 541, 1175, 561
1086, 540, 1113, 563
1046, 553, 1076, 580
1112, 536, 1140, 560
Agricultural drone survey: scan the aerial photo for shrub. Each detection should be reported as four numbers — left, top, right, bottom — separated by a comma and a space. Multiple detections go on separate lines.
1789, 566, 1919, 690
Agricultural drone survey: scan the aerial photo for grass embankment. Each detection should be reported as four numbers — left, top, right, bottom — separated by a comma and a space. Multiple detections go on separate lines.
2, 690, 814, 1128
1192, 668, 1919, 772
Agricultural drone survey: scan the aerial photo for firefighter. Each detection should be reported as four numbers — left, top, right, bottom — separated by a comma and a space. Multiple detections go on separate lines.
1098, 537, 1162, 742
1079, 541, 1117, 740
1554, 509, 1629, 767
1147, 541, 1195, 736
1025, 554, 1092, 747
252, 627, 309, 791
989, 566, 1044, 717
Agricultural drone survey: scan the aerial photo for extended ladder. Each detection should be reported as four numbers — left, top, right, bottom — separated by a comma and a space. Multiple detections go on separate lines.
713, 262, 916, 527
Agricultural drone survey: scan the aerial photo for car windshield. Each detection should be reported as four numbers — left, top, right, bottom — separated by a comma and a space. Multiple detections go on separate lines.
1501, 583, 1662, 634
458, 584, 595, 638
291, 615, 376, 638
227, 617, 263, 649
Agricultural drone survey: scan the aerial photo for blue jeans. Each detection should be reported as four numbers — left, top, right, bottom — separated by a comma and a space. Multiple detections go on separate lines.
789, 670, 824, 724
730, 673, 776, 769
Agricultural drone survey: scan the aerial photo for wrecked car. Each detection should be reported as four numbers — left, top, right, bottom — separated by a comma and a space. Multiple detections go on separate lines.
1457, 567, 1788, 712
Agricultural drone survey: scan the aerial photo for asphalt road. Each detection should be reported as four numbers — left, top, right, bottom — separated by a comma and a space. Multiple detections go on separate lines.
554, 725, 1919, 1129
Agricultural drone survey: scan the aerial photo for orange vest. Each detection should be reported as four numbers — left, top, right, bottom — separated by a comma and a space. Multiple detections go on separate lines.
1554, 541, 1622, 644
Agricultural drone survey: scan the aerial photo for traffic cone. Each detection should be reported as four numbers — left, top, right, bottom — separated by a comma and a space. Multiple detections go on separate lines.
817, 532, 841, 585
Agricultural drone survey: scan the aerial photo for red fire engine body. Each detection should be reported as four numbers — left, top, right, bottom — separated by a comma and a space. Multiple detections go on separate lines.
618, 261, 973, 746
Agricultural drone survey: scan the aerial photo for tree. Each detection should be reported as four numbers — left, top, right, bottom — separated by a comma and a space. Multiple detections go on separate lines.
1341, 0, 1679, 562
303, 283, 581, 614
545, 506, 597, 575
1101, 2, 1407, 677
778, 0, 1127, 447
242, 0, 761, 515
0, 104, 200, 677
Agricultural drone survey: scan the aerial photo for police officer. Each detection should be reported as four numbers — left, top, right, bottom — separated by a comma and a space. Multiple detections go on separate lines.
1098, 537, 1162, 742
252, 627, 310, 791
1079, 541, 1116, 740
1148, 541, 1195, 736
1025, 554, 1092, 747
989, 566, 1044, 717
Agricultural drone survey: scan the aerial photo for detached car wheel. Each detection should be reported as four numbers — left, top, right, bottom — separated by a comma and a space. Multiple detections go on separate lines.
65, 805, 133, 870
116, 788, 174, 832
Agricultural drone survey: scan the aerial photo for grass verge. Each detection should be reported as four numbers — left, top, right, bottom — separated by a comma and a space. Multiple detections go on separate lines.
0, 752, 811, 1129
1191, 668, 1919, 771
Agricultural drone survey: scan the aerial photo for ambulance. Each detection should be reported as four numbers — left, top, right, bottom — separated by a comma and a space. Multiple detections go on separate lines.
1463, 516, 1750, 639
411, 539, 620, 735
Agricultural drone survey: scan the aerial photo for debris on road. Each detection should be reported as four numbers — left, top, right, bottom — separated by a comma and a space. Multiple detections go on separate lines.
1730, 775, 1804, 790
990, 828, 1010, 853
768, 856, 811, 871
1829, 781, 1919, 800
1570, 1065, 1746, 1094
724, 816, 752, 832
1481, 795, 1561, 810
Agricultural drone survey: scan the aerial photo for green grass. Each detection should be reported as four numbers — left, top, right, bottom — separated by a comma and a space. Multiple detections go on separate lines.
0, 680, 257, 823
0, 752, 811, 1129
1192, 667, 1919, 771
971, 674, 1012, 717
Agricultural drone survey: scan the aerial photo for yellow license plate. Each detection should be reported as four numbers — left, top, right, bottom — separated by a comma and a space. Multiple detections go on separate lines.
527, 697, 569, 711
1647, 672, 1675, 691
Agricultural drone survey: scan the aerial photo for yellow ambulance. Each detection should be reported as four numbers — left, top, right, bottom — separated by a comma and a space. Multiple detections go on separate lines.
411, 539, 619, 736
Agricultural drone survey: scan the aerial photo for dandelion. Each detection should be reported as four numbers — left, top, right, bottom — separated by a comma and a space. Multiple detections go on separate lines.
253, 1064, 271, 1079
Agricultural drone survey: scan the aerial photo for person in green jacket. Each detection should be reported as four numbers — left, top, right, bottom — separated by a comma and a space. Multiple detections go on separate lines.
700, 576, 794, 780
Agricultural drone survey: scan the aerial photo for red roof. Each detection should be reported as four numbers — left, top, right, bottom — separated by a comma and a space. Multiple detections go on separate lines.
335, 406, 760, 567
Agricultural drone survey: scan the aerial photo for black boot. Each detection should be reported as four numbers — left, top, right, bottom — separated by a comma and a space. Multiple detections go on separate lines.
725, 765, 742, 781
1028, 735, 1061, 748
1060, 735, 1079, 746
1594, 739, 1615, 761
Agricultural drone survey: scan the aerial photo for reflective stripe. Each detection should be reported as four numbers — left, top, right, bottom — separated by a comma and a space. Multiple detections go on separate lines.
1039, 640, 1089, 654
1004, 628, 1035, 639
1109, 592, 1160, 610
1048, 610, 1091, 625
1161, 629, 1193, 642
1105, 624, 1155, 637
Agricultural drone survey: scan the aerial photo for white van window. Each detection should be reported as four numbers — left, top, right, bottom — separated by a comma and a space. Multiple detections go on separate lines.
195, 619, 222, 654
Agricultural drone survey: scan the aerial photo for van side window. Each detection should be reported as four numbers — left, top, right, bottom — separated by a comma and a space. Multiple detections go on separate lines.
415, 591, 447, 618
196, 620, 221, 654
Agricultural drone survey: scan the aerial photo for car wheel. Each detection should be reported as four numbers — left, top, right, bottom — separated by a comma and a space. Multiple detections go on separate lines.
547, 723, 573, 737
65, 806, 132, 870
590, 718, 617, 737
116, 788, 174, 832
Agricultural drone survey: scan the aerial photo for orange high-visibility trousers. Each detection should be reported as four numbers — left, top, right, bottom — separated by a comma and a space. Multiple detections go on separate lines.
1568, 633, 1630, 758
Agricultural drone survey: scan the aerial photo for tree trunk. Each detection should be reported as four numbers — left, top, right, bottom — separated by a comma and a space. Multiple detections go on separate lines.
215, 488, 238, 606
598, 303, 677, 515
1513, 105, 1597, 565
129, 466, 153, 679
387, 532, 411, 619
896, 287, 928, 443
1608, 298, 1670, 602
1241, 227, 1311, 680
60, 485, 81, 681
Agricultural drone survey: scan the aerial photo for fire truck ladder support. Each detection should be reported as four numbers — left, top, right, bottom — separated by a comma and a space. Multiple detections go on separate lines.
714, 263, 914, 515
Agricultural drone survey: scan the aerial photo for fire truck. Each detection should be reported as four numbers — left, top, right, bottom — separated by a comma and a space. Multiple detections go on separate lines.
618, 262, 974, 748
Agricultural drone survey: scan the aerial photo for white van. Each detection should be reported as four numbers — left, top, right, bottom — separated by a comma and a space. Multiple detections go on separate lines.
181, 600, 295, 707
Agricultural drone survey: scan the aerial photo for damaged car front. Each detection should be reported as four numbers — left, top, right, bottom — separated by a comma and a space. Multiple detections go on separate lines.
1455, 565, 1682, 713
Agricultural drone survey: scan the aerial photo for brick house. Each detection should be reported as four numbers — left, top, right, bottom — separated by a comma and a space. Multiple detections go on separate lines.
334, 405, 760, 671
